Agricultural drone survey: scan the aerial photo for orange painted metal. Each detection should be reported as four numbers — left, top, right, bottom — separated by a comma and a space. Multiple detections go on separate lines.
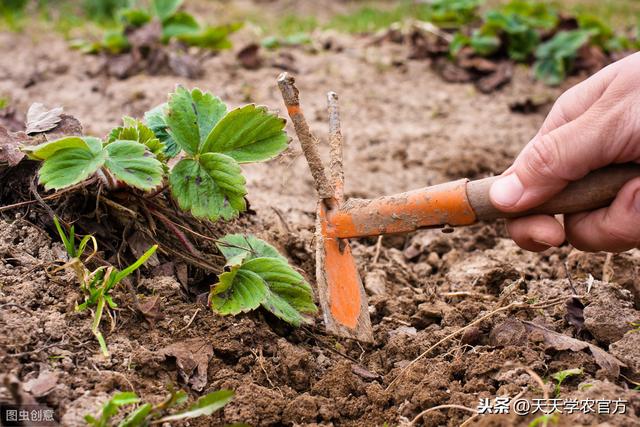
325, 179, 477, 239
318, 200, 361, 329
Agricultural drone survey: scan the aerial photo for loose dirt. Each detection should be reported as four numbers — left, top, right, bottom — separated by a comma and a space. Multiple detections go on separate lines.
1, 2, 639, 426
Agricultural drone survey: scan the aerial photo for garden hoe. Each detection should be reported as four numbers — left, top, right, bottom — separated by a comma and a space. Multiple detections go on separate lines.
278, 72, 640, 343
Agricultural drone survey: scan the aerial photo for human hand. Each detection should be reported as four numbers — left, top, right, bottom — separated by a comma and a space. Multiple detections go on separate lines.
490, 52, 640, 252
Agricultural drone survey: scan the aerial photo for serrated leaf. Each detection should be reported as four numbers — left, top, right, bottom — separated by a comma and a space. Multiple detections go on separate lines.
158, 390, 234, 423
216, 234, 287, 265
242, 257, 317, 326
169, 154, 246, 220
105, 140, 163, 190
144, 103, 180, 158
109, 117, 166, 159
210, 265, 268, 315
165, 87, 227, 155
162, 11, 200, 40
202, 104, 288, 163
39, 144, 107, 190
26, 136, 99, 160
152, 0, 182, 21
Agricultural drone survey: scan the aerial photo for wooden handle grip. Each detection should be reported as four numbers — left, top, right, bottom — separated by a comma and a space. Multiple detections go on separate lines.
467, 163, 640, 221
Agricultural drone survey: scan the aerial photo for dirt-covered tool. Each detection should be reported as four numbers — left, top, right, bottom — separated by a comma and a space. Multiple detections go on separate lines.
278, 73, 640, 343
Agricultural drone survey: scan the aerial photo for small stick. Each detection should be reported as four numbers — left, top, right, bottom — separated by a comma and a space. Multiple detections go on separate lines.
277, 73, 334, 199
327, 91, 344, 202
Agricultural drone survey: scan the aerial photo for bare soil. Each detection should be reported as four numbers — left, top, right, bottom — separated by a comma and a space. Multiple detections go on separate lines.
1, 2, 639, 426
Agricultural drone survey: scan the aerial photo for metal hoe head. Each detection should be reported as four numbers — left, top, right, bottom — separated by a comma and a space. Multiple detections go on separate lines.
278, 73, 373, 342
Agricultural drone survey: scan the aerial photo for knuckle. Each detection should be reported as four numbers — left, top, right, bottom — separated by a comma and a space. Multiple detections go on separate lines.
526, 134, 561, 179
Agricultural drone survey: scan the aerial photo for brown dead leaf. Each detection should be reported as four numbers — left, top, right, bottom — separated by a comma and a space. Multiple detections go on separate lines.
575, 44, 609, 75
0, 127, 28, 167
433, 57, 473, 83
137, 294, 163, 325
128, 231, 159, 267
523, 321, 624, 377
237, 43, 263, 70
159, 338, 213, 391
25, 103, 64, 135
564, 297, 585, 334
351, 364, 382, 381
476, 62, 513, 93
509, 97, 551, 114
23, 371, 59, 397
127, 20, 162, 49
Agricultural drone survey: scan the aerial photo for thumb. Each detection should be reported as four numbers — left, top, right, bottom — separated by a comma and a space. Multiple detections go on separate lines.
490, 109, 612, 212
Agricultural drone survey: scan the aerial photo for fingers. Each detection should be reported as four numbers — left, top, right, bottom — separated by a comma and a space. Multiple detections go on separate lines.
564, 178, 640, 252
506, 215, 566, 252
490, 109, 614, 212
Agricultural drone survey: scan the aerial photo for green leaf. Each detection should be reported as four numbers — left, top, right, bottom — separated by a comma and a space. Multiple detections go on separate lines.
118, 403, 152, 427
158, 390, 234, 423
86, 392, 140, 427
176, 23, 242, 49
104, 140, 163, 190
202, 104, 288, 163
152, 0, 182, 21
39, 145, 107, 190
577, 14, 613, 49
102, 28, 130, 54
449, 32, 469, 56
144, 103, 180, 158
210, 265, 269, 315
113, 245, 158, 285
470, 32, 500, 56
162, 11, 200, 40
242, 257, 317, 326
165, 87, 227, 155
169, 154, 246, 220
26, 136, 101, 160
534, 30, 591, 85
216, 234, 287, 266
108, 117, 166, 159
118, 8, 151, 27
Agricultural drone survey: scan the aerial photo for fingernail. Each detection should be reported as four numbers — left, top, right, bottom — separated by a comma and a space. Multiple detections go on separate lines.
532, 239, 553, 248
491, 173, 524, 208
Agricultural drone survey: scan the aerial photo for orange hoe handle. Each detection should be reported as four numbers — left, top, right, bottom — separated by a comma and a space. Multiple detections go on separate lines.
325, 164, 640, 239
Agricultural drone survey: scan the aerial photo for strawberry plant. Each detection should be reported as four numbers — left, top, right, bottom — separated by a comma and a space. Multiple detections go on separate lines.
212, 234, 317, 326
74, 0, 241, 54
54, 217, 157, 356
85, 388, 234, 426
533, 30, 592, 86
25, 88, 315, 329
26, 87, 288, 221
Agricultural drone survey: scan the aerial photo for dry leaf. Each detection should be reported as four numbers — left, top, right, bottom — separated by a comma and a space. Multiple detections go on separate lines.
159, 338, 213, 391
523, 321, 624, 377
25, 103, 64, 134
23, 371, 59, 397
564, 297, 585, 334
0, 127, 27, 167
237, 43, 263, 70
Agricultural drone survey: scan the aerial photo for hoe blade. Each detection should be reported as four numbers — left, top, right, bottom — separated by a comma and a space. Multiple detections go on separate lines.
316, 201, 373, 342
